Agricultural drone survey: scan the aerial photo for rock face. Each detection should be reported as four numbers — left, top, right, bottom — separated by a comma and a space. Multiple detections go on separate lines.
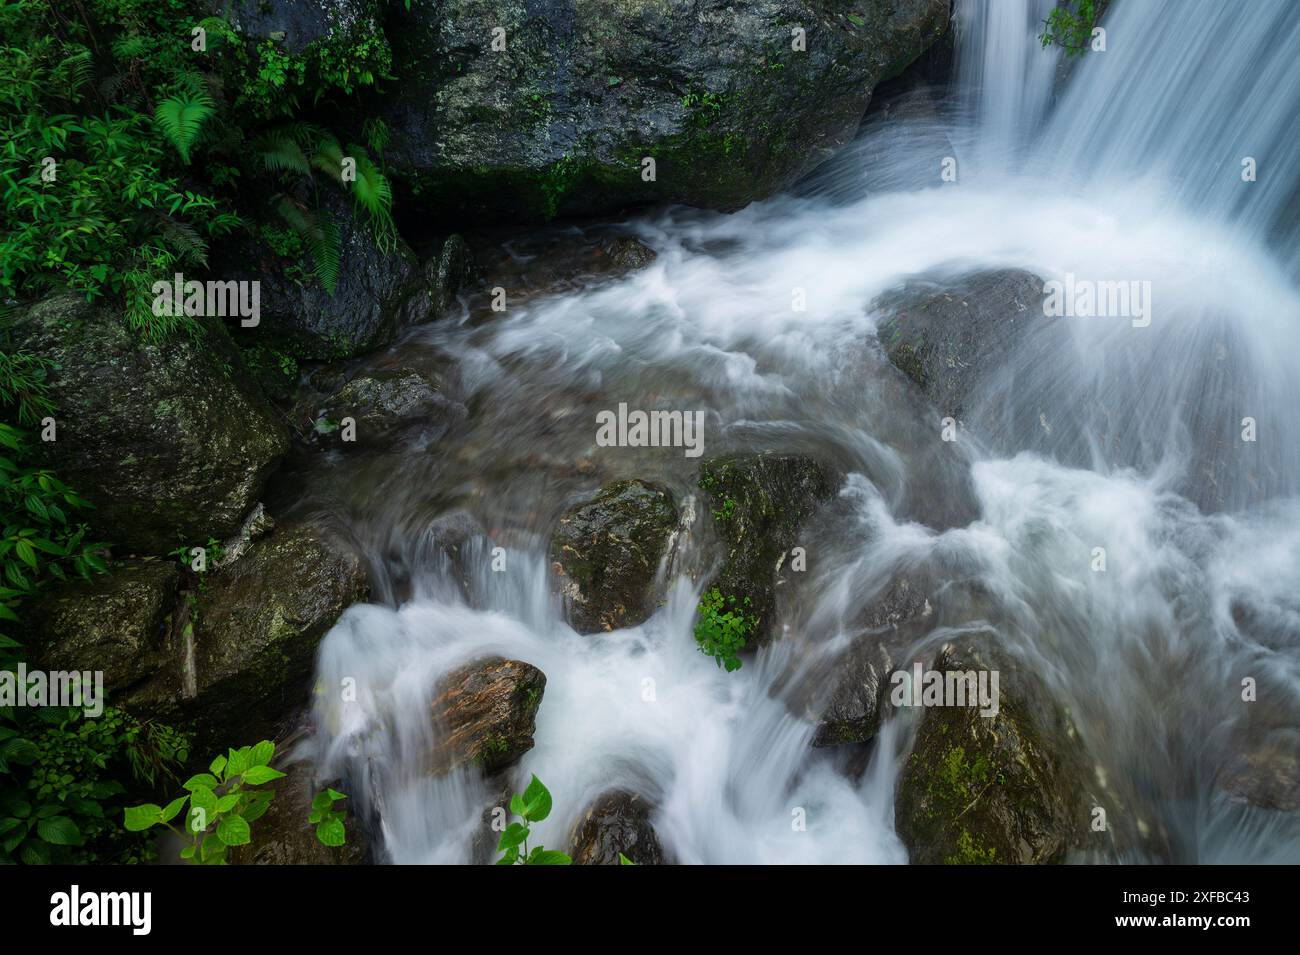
569, 791, 666, 865
31, 560, 180, 695
168, 524, 369, 745
699, 453, 839, 648
812, 576, 932, 747
550, 480, 677, 633
894, 638, 1090, 864
380, 0, 950, 220
8, 294, 289, 554
227, 191, 436, 360
209, 0, 381, 54
230, 764, 366, 865
429, 658, 546, 775
876, 269, 1047, 424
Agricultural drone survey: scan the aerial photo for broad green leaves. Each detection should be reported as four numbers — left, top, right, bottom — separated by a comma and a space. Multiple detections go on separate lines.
124, 740, 348, 864
495, 775, 571, 866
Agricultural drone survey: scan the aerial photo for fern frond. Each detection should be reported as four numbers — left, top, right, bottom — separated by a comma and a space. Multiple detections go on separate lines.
160, 219, 209, 267
274, 196, 340, 295
154, 83, 215, 164
345, 147, 397, 252
253, 128, 310, 176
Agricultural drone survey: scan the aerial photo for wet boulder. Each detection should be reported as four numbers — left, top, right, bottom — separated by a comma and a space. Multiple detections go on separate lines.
698, 453, 840, 649
597, 237, 657, 274
894, 638, 1092, 864
7, 294, 289, 555
875, 269, 1047, 425
380, 0, 950, 221
1220, 735, 1300, 812
569, 790, 666, 865
131, 523, 369, 746
812, 576, 933, 747
550, 480, 677, 633
224, 190, 435, 361
429, 658, 546, 775
30, 560, 179, 695
309, 367, 468, 448
207, 0, 382, 54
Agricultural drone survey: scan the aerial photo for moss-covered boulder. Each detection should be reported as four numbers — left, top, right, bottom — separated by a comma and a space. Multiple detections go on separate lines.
209, 0, 382, 54
569, 790, 666, 865
30, 560, 179, 695
136, 523, 369, 745
550, 480, 677, 633
380, 0, 949, 221
429, 657, 546, 775
894, 638, 1092, 864
7, 294, 288, 554
223, 190, 436, 361
698, 453, 839, 649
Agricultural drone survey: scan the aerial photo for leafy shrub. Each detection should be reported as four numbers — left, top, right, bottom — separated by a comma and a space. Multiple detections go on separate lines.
693, 587, 751, 672
1040, 0, 1102, 56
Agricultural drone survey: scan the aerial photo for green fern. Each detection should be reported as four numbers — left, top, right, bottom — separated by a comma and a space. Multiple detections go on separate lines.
154, 81, 215, 164
310, 136, 396, 252
274, 196, 340, 294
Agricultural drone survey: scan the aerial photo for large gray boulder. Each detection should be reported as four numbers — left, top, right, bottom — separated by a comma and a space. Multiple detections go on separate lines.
380, 0, 950, 219
7, 294, 289, 555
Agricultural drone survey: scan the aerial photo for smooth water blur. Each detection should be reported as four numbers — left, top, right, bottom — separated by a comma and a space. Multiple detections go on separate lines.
302, 0, 1300, 863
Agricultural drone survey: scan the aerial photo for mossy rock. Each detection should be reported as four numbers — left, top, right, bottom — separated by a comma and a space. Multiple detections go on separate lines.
894, 638, 1092, 864
7, 293, 289, 555
429, 657, 546, 775
698, 452, 839, 649
380, 0, 949, 222
550, 480, 677, 633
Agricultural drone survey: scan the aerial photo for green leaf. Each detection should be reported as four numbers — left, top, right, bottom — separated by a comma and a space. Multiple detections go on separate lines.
249, 740, 275, 767
123, 804, 161, 832
521, 774, 552, 822
183, 772, 219, 792
36, 816, 81, 846
216, 814, 251, 846
527, 849, 572, 866
208, 755, 227, 776
496, 821, 529, 852
509, 792, 525, 817
160, 796, 189, 823
619, 852, 635, 865
240, 765, 286, 785
316, 816, 345, 847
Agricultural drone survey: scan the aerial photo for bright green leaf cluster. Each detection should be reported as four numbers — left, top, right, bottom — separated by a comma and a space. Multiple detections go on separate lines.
309, 787, 348, 847
496, 774, 572, 866
693, 587, 751, 672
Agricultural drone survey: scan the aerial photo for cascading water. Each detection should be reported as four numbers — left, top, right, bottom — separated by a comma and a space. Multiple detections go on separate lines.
299, 0, 1300, 863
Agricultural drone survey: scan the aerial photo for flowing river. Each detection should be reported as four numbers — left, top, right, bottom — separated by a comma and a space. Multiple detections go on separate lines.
293, 0, 1300, 864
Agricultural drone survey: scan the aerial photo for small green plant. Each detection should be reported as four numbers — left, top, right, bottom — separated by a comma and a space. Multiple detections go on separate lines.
693, 587, 751, 672
495, 774, 571, 865
125, 740, 280, 864
1040, 0, 1101, 56
309, 787, 347, 846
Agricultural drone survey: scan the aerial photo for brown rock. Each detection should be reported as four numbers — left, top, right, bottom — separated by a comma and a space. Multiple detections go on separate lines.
430, 658, 546, 775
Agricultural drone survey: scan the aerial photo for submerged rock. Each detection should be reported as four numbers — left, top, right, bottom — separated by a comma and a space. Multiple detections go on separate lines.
597, 237, 657, 273
429, 657, 546, 775
31, 560, 179, 695
7, 294, 288, 554
380, 0, 949, 220
550, 480, 677, 633
311, 367, 468, 448
894, 638, 1091, 864
569, 790, 666, 865
875, 269, 1047, 424
1220, 736, 1300, 812
698, 453, 839, 649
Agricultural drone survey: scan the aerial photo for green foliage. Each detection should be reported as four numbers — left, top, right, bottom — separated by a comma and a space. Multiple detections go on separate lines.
126, 740, 349, 864
693, 587, 751, 672
153, 76, 215, 165
495, 774, 572, 866
309, 787, 347, 847
1, 706, 190, 864
1040, 0, 1101, 56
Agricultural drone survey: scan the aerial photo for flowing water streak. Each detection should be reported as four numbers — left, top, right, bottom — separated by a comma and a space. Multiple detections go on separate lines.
306, 1, 1300, 863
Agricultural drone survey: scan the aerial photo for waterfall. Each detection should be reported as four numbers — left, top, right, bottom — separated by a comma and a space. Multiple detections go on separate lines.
301, 1, 1300, 864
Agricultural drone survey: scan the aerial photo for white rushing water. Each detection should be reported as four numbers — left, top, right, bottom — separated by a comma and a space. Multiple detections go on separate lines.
304, 0, 1300, 863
